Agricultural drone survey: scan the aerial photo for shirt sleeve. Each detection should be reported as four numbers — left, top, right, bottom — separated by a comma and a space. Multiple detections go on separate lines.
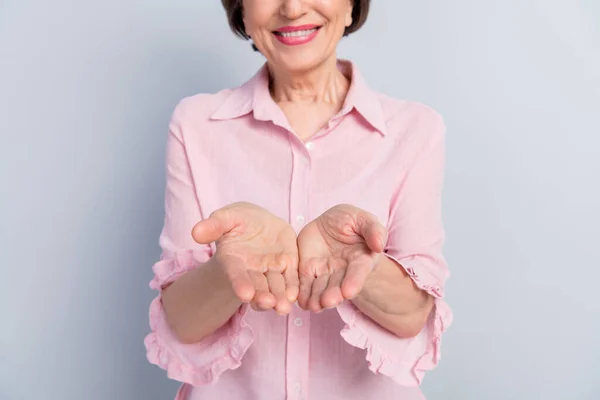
336, 113, 453, 386
143, 102, 254, 386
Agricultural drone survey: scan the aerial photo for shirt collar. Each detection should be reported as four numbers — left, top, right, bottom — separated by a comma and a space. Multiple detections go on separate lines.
210, 59, 387, 136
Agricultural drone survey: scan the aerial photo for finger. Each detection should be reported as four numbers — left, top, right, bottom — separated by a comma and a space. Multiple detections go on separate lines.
267, 271, 291, 315
220, 261, 255, 303
266, 253, 285, 273
308, 275, 330, 313
321, 269, 346, 309
298, 273, 314, 310
281, 254, 300, 303
191, 211, 232, 245
298, 258, 318, 310
249, 270, 275, 311
341, 256, 374, 299
356, 214, 387, 253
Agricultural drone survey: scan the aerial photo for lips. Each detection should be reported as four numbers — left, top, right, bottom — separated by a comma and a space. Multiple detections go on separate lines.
272, 25, 322, 46
274, 27, 319, 38
274, 24, 322, 34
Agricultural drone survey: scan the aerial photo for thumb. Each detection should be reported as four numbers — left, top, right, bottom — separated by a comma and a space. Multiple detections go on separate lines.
191, 211, 233, 244
356, 213, 387, 253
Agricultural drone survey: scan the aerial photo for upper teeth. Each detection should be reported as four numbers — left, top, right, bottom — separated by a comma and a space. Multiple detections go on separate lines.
279, 28, 317, 38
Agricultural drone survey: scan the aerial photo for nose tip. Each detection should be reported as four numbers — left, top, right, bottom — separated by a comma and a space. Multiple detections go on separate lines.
280, 0, 305, 19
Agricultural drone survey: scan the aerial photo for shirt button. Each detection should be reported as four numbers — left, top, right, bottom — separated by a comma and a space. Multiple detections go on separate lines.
295, 215, 306, 225
294, 318, 303, 326
294, 382, 302, 393
305, 142, 315, 151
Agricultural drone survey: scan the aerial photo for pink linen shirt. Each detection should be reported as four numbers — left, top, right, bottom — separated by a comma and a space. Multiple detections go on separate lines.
144, 60, 453, 400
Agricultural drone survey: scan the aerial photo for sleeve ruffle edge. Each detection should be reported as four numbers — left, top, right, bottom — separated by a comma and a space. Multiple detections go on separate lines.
144, 251, 254, 386
337, 254, 453, 386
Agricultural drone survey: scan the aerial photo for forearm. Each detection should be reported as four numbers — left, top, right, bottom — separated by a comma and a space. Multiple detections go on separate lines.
351, 255, 434, 338
161, 257, 242, 344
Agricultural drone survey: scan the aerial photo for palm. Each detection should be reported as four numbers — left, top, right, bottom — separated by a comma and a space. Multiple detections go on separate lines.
193, 202, 299, 314
297, 204, 386, 312
217, 222, 297, 274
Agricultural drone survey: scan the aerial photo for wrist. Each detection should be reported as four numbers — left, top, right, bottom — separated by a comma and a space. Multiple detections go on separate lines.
355, 255, 423, 315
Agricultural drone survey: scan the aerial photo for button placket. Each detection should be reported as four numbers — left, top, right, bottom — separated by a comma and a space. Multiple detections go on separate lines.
286, 138, 311, 400
286, 307, 310, 399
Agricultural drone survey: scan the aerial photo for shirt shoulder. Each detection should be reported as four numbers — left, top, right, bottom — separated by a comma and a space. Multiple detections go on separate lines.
376, 93, 446, 150
165, 89, 241, 147
170, 89, 234, 126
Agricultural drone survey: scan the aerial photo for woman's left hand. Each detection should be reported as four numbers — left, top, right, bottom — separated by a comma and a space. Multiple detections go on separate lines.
297, 204, 388, 312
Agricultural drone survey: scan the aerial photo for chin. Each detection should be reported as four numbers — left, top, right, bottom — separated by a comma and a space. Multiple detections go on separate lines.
273, 51, 333, 74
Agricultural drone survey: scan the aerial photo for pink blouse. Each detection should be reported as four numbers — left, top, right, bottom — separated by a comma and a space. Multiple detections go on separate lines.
144, 60, 453, 400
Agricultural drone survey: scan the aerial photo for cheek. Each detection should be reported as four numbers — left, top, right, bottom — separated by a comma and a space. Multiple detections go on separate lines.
244, 18, 267, 39
315, 0, 352, 13
315, 0, 353, 27
242, 13, 258, 34
244, 19, 256, 35
242, 0, 276, 34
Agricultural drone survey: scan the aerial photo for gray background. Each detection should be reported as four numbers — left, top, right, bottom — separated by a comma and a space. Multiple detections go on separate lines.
1, 0, 599, 399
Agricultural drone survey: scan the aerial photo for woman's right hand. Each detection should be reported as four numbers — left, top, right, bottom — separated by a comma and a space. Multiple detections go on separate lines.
191, 202, 299, 315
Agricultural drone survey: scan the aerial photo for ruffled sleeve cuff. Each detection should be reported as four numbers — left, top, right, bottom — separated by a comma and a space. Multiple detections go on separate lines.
144, 250, 254, 386
336, 253, 453, 386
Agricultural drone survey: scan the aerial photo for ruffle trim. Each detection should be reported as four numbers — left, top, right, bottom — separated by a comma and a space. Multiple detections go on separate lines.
145, 250, 254, 386
396, 254, 453, 380
144, 299, 254, 386
413, 298, 452, 376
337, 254, 453, 386
149, 250, 203, 290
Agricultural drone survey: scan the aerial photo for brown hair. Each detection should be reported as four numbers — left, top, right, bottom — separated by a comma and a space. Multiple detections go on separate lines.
221, 0, 370, 49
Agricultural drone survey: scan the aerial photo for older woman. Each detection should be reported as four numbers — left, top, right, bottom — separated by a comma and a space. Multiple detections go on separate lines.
144, 1, 453, 399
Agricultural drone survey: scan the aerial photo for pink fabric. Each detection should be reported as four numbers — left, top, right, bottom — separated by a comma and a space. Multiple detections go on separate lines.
144, 60, 453, 400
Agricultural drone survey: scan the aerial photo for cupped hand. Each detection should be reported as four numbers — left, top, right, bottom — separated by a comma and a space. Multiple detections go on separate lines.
297, 204, 387, 312
191, 202, 299, 315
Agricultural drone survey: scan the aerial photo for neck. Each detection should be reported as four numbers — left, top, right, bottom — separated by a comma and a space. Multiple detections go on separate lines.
268, 56, 350, 107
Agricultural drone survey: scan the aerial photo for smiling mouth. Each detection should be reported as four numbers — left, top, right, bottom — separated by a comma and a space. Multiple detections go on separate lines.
273, 27, 321, 38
